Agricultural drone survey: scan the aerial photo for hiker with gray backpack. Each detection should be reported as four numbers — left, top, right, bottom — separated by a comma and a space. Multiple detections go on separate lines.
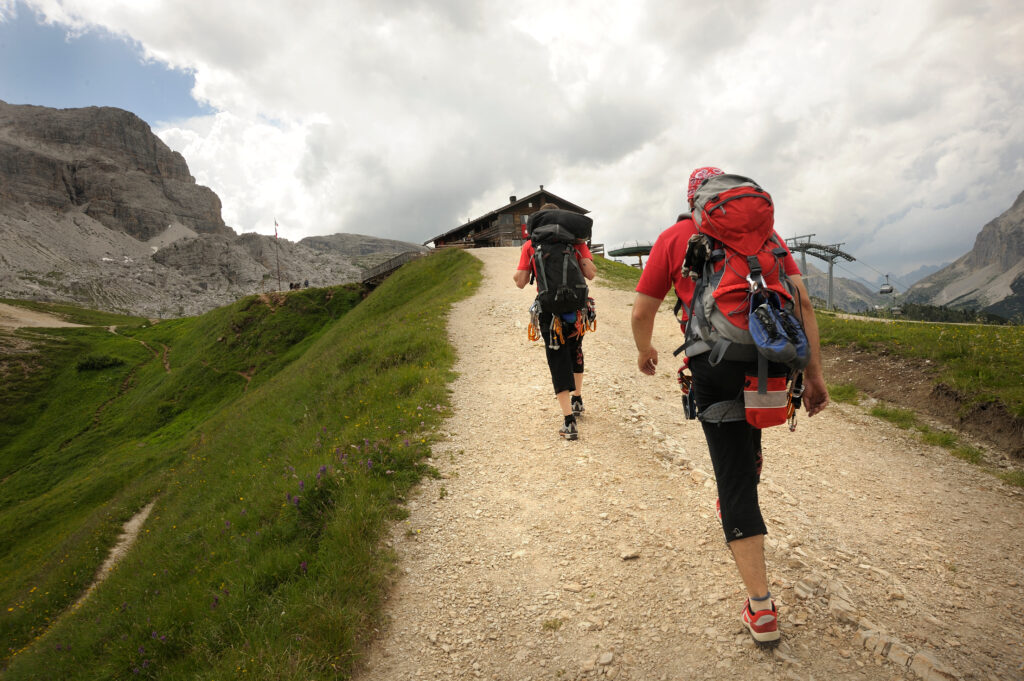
514, 203, 596, 440
630, 167, 829, 645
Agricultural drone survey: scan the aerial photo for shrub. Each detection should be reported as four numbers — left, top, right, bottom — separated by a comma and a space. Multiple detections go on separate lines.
75, 354, 125, 371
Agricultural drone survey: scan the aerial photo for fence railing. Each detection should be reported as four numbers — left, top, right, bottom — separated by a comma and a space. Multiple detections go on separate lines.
360, 250, 428, 286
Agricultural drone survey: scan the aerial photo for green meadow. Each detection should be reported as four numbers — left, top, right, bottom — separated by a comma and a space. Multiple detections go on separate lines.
0, 248, 480, 679
816, 314, 1024, 419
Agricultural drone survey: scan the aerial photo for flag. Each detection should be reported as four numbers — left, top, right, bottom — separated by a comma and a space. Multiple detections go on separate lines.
274, 218, 278, 239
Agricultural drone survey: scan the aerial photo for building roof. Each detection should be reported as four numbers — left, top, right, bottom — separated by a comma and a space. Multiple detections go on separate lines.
425, 186, 589, 245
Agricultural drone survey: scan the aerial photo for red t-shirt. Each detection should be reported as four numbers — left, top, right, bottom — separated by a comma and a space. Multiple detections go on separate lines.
518, 241, 594, 286
636, 217, 801, 325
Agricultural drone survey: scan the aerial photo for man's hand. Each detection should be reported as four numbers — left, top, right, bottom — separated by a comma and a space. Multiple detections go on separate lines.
631, 293, 663, 376
638, 346, 659, 375
802, 373, 830, 417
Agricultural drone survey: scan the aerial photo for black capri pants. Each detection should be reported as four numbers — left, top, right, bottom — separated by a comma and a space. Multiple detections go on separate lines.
690, 354, 771, 543
538, 311, 585, 395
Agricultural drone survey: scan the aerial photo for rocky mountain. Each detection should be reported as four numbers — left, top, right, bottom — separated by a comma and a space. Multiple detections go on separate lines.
905, 190, 1024, 321
897, 262, 949, 289
0, 100, 424, 317
301, 233, 428, 269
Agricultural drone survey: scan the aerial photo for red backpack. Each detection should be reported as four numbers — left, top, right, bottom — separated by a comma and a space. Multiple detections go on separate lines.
677, 174, 809, 427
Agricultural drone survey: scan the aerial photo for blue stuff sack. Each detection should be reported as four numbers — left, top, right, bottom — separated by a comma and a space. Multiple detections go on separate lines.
748, 292, 809, 372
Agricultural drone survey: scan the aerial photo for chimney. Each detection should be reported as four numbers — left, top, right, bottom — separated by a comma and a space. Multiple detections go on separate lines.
540, 184, 544, 191
509, 195, 516, 203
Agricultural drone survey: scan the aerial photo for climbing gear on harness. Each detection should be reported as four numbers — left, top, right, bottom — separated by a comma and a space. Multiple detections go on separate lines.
527, 300, 542, 342
548, 315, 566, 350
786, 373, 805, 432
678, 363, 696, 420
526, 303, 594, 345
585, 297, 597, 332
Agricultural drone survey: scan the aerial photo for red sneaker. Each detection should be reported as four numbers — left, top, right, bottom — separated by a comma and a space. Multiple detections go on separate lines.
742, 599, 780, 644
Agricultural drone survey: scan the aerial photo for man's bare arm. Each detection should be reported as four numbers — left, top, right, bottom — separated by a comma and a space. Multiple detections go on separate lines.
631, 293, 663, 375
790, 275, 829, 416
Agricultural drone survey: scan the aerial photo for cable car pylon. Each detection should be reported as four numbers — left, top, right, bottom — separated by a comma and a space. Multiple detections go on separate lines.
784, 235, 856, 311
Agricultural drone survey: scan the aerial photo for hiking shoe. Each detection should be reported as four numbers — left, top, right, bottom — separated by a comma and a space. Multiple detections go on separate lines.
742, 599, 780, 645
559, 419, 579, 441
571, 396, 585, 416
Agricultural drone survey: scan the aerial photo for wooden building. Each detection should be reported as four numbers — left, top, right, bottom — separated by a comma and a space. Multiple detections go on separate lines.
424, 186, 589, 249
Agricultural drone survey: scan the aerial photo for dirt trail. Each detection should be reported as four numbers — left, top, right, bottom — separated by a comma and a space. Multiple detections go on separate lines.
0, 302, 85, 329
356, 248, 1022, 681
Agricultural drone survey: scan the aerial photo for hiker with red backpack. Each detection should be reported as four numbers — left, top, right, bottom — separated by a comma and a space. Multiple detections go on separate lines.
630, 167, 829, 645
514, 203, 597, 441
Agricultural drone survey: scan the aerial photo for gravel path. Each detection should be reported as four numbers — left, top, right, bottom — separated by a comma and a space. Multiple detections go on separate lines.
0, 302, 84, 328
360, 247, 1023, 681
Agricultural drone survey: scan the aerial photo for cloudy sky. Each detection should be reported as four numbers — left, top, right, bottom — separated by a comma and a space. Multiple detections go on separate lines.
2, 0, 1022, 289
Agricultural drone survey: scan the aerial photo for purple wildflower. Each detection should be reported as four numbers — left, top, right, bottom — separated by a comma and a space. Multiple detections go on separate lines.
300, 561, 308, 574
299, 480, 305, 490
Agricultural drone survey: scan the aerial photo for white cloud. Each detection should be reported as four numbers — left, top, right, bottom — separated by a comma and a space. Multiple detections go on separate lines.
20, 0, 1024, 276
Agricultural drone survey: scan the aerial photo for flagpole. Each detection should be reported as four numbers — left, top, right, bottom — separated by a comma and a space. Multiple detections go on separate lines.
274, 218, 282, 292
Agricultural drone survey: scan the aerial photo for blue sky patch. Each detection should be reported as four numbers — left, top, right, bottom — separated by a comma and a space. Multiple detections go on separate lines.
0, 4, 210, 126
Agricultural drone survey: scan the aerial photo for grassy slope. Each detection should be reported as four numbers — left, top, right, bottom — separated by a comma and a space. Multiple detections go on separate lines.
593, 255, 642, 292
817, 313, 1024, 419
1, 249, 480, 679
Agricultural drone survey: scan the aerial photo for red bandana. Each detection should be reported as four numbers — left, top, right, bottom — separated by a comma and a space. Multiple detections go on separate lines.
687, 166, 724, 201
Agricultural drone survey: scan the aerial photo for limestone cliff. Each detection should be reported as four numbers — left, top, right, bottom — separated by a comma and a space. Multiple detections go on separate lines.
0, 100, 230, 240
906, 190, 1024, 320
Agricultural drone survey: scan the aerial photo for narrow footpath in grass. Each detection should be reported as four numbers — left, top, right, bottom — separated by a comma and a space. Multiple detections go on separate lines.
355, 247, 1024, 681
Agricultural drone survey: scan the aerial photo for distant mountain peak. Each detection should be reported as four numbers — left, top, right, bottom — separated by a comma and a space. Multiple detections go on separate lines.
906, 189, 1024, 321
